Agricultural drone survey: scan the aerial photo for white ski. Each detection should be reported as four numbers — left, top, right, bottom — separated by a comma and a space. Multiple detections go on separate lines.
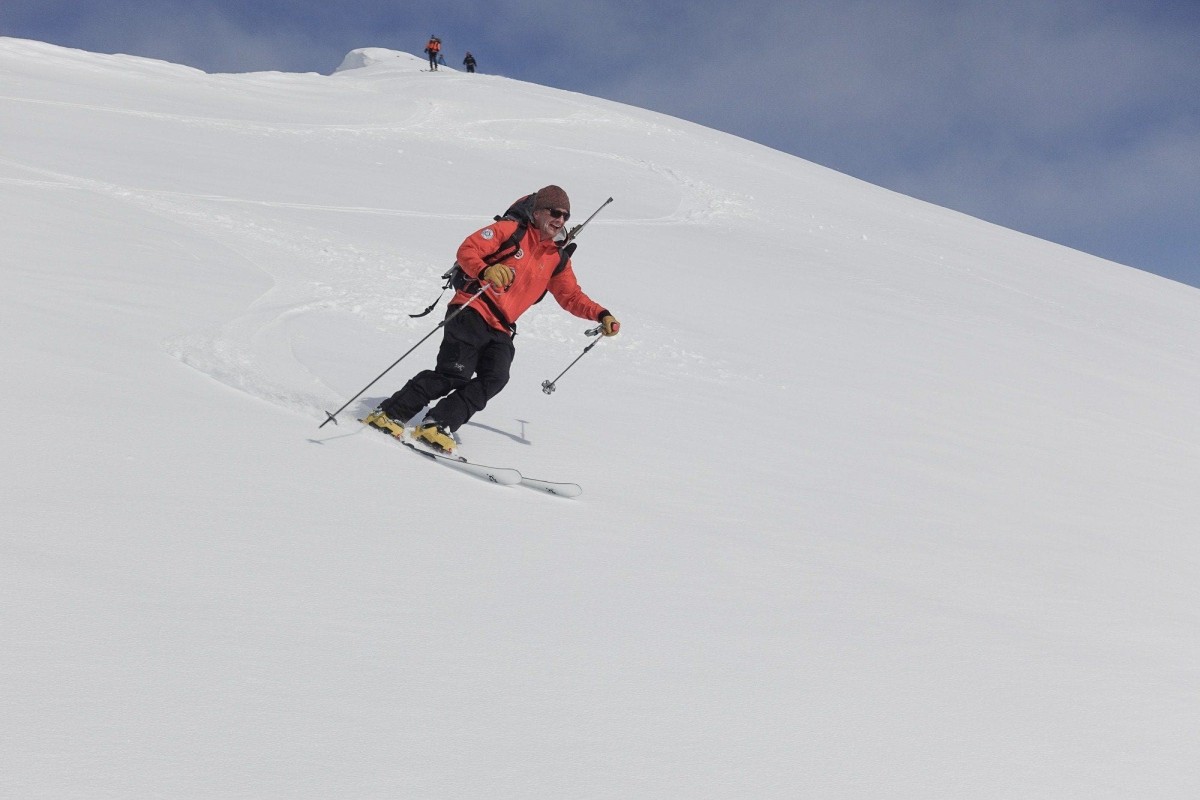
399, 441, 522, 485
518, 477, 583, 498
360, 417, 580, 495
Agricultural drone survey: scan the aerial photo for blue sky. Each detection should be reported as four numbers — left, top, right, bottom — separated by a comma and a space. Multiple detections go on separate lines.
4, 0, 1198, 288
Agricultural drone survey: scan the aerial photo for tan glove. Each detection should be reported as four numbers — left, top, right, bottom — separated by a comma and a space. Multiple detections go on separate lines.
600, 314, 620, 337
481, 264, 515, 289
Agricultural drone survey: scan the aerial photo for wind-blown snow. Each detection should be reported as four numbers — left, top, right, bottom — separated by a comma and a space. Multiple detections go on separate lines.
2, 38, 1199, 798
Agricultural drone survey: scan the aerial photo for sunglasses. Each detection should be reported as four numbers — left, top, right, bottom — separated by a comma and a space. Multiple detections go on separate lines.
543, 208, 570, 221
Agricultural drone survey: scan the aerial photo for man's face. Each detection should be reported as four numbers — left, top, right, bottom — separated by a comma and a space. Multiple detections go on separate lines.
533, 206, 570, 239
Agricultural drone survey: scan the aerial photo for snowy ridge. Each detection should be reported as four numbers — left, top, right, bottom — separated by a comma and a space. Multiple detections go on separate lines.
3, 38, 1200, 799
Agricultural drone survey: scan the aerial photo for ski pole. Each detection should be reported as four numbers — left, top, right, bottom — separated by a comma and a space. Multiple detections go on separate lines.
538, 198, 614, 396
541, 325, 605, 395
319, 284, 492, 428
562, 197, 613, 245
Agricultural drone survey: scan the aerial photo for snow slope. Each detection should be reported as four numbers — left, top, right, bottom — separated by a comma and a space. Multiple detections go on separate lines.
2, 38, 1199, 798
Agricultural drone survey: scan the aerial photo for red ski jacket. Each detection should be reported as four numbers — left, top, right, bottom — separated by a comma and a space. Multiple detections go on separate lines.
453, 219, 608, 334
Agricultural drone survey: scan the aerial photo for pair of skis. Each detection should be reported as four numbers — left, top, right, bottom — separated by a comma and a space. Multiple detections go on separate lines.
363, 420, 582, 497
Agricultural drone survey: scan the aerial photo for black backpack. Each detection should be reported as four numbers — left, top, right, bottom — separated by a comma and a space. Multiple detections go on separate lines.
411, 193, 575, 329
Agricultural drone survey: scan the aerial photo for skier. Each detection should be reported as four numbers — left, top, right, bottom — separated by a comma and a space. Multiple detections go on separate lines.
424, 36, 441, 71
463, 51, 477, 73
364, 186, 620, 453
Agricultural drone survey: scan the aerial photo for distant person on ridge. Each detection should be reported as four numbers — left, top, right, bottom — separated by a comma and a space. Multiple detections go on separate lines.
363, 186, 620, 454
424, 36, 441, 71
463, 51, 477, 73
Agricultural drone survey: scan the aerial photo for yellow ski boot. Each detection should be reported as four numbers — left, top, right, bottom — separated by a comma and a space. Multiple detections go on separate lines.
362, 408, 406, 438
411, 420, 456, 453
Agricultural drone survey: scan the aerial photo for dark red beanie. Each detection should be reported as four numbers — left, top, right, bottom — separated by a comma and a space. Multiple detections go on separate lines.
534, 185, 570, 213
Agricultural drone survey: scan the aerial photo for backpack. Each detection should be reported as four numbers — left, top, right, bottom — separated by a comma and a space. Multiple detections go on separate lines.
411, 193, 576, 328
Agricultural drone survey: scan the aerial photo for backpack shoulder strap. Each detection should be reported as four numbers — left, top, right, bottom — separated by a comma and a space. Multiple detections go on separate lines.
483, 218, 528, 266
553, 242, 576, 276
483, 192, 537, 265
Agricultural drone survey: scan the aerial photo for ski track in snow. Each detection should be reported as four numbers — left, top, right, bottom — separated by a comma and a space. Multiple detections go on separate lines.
4, 91, 760, 413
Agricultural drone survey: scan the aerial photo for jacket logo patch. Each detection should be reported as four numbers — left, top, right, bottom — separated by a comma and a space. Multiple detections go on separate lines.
481, 228, 495, 240
514, 249, 524, 259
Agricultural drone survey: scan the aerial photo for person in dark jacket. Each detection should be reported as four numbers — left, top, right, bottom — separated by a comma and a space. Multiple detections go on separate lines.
363, 186, 620, 453
463, 52, 477, 73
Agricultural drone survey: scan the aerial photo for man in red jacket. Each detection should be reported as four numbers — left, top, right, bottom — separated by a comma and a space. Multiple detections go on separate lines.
364, 185, 620, 453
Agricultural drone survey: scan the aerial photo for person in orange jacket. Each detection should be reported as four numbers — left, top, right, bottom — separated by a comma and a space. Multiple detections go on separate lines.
424, 36, 441, 71
365, 186, 620, 453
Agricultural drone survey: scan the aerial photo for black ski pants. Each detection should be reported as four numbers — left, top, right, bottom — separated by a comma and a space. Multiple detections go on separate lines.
381, 306, 515, 431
